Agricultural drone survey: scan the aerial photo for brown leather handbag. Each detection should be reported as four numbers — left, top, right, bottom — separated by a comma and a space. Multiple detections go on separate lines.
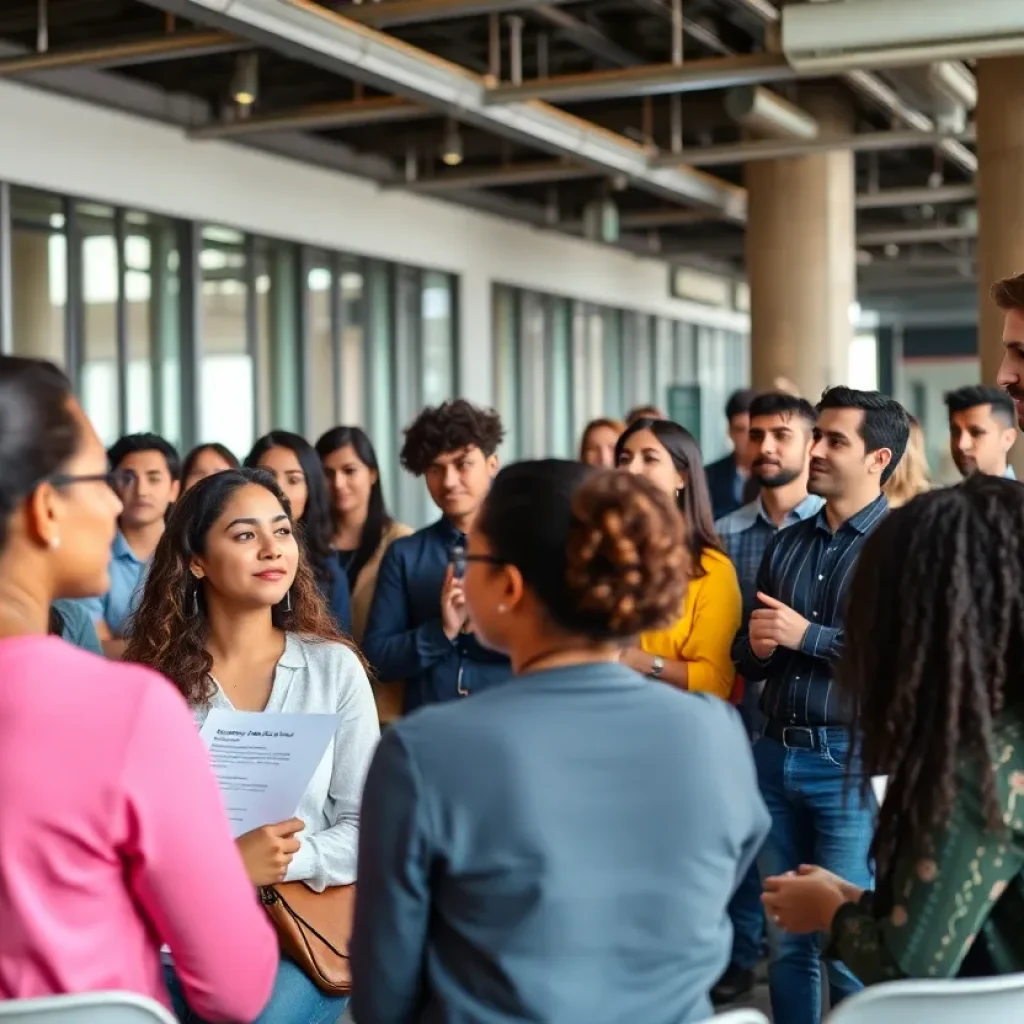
259, 882, 355, 995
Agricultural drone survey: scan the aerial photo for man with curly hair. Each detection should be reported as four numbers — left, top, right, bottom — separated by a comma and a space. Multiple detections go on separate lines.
362, 400, 511, 711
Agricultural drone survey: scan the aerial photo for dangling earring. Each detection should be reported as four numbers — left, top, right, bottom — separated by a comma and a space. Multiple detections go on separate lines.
283, 589, 293, 614
189, 584, 199, 617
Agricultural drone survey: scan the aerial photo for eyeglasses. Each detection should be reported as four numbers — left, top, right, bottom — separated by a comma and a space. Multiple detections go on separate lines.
49, 468, 135, 494
450, 545, 505, 577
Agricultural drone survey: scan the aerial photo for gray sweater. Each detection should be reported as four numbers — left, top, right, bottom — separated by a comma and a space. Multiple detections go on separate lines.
194, 633, 380, 891
352, 660, 771, 1024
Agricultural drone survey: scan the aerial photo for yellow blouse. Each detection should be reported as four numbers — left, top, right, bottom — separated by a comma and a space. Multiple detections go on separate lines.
640, 547, 742, 700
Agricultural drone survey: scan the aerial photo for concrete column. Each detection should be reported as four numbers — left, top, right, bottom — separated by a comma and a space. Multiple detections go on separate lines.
12, 230, 64, 365
745, 93, 856, 401
977, 58, 1024, 385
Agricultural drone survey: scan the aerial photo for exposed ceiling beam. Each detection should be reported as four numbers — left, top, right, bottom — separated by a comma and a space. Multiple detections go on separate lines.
856, 183, 976, 209
339, 0, 578, 28
859, 252, 975, 270
398, 159, 598, 192
189, 97, 433, 138
141, 0, 747, 216
531, 7, 642, 67
0, 31, 243, 75
483, 52, 802, 105
653, 128, 975, 168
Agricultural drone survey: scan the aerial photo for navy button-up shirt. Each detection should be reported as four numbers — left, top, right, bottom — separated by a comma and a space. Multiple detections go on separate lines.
362, 517, 511, 712
732, 493, 888, 727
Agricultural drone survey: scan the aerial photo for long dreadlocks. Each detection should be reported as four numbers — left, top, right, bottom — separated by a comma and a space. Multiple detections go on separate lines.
840, 473, 1024, 886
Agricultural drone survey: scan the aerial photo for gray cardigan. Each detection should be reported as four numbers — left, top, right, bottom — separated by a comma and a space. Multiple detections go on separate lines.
351, 661, 770, 1024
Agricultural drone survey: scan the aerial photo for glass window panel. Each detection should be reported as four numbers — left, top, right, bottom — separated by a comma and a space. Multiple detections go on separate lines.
79, 204, 119, 446
255, 240, 301, 434
339, 256, 365, 426
9, 187, 66, 368
307, 252, 335, 438
571, 302, 589, 439
153, 225, 182, 449
422, 271, 454, 407
124, 219, 154, 436
586, 306, 604, 421
546, 297, 573, 458
492, 286, 521, 463
365, 261, 398, 512
395, 265, 424, 525
602, 309, 624, 418
521, 291, 547, 458
200, 226, 253, 460
654, 317, 675, 412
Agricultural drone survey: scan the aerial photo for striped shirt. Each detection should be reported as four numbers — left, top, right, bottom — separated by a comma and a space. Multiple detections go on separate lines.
731, 493, 888, 727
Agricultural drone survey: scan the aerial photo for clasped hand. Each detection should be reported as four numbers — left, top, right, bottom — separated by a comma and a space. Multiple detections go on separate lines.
748, 592, 810, 658
762, 865, 862, 934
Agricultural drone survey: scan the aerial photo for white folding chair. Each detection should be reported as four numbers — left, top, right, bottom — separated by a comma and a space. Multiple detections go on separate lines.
826, 972, 1024, 1023
698, 1010, 769, 1024
0, 991, 176, 1024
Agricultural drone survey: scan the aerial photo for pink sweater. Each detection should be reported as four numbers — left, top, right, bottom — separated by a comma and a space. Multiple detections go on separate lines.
0, 635, 278, 1022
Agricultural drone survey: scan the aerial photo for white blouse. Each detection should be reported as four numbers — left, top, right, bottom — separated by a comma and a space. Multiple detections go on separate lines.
194, 633, 380, 891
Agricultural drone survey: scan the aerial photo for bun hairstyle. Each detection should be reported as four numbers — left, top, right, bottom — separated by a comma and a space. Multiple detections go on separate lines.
476, 460, 688, 640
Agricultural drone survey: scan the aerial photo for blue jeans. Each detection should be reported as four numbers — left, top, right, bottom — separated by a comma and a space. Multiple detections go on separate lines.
754, 731, 875, 1024
728, 855, 764, 971
165, 957, 349, 1024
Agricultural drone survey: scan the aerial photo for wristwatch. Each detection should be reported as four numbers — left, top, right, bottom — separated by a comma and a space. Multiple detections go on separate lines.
648, 656, 665, 680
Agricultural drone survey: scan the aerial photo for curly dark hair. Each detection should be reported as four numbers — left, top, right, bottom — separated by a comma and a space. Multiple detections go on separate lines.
840, 474, 1024, 887
125, 468, 348, 707
478, 460, 688, 640
400, 399, 505, 476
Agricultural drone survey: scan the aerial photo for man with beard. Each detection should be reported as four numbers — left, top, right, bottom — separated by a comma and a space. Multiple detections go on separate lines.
732, 387, 909, 1024
945, 385, 1017, 479
711, 391, 821, 1006
995, 272, 1024, 433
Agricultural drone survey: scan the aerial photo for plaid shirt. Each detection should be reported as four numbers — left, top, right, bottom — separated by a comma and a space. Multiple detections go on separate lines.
716, 494, 824, 624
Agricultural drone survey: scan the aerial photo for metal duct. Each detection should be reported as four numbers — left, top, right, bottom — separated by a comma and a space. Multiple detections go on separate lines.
654, 128, 974, 169
147, 0, 746, 217
725, 1, 978, 175
724, 85, 818, 140
782, 0, 1024, 72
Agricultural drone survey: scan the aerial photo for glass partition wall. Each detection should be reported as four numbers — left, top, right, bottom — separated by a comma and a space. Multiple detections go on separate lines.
0, 182, 458, 525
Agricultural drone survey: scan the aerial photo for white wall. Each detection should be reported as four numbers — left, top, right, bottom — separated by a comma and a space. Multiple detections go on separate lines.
0, 78, 748, 406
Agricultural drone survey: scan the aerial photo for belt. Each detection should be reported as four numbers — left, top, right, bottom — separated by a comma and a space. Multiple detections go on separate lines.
763, 719, 846, 750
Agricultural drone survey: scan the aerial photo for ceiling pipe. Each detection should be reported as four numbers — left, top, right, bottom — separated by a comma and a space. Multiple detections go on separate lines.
729, 0, 978, 175
857, 223, 977, 247
653, 127, 974, 168
189, 96, 434, 138
856, 183, 975, 209
781, 0, 1024, 73
483, 52, 803, 104
724, 84, 818, 140
143, 0, 746, 216
0, 30, 243, 74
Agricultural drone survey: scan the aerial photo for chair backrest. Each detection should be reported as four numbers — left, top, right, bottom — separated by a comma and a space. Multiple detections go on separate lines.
0, 992, 177, 1024
698, 1010, 770, 1024
826, 973, 1024, 1023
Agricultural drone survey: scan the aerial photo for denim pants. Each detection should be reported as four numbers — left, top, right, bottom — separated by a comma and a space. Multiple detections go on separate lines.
754, 731, 875, 1024
165, 957, 350, 1024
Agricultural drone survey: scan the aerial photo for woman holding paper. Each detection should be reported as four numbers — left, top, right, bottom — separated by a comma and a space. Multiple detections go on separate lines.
0, 357, 278, 1022
127, 467, 379, 1024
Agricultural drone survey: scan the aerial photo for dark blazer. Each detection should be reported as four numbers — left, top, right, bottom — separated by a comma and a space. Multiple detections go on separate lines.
351, 662, 770, 1024
705, 452, 742, 521
361, 517, 511, 712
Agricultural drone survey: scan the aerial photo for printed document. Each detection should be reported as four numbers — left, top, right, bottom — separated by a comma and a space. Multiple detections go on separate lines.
199, 709, 341, 837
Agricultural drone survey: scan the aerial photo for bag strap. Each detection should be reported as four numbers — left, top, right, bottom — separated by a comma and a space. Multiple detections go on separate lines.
274, 887, 351, 963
